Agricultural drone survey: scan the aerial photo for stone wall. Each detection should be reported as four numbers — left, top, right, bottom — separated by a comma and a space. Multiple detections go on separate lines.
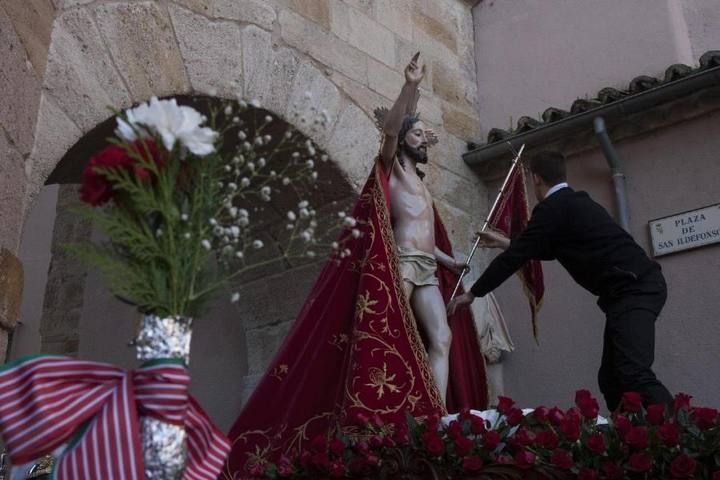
2, 0, 487, 422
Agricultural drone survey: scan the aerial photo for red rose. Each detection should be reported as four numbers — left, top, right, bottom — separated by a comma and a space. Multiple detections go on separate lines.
482, 430, 501, 450
470, 415, 486, 434
393, 424, 410, 445
368, 434, 383, 448
646, 404, 666, 425
577, 468, 599, 480
628, 452, 652, 473
329, 438, 345, 456
425, 412, 441, 430
447, 420, 462, 439
585, 432, 606, 454
673, 393, 692, 413
548, 407, 565, 426
575, 389, 593, 402
382, 436, 395, 448
310, 451, 330, 470
309, 435, 327, 453
692, 407, 718, 430
612, 414, 632, 436
329, 459, 345, 478
533, 406, 550, 423
513, 427, 535, 446
496, 454, 513, 464
463, 456, 483, 473
624, 426, 649, 450
454, 436, 474, 456
670, 454, 697, 478
559, 417, 581, 441
459, 407, 472, 421
550, 449, 573, 469
577, 396, 599, 419
248, 463, 265, 476
601, 461, 624, 480
536, 429, 558, 449
497, 396, 515, 415
505, 408, 524, 426
622, 392, 643, 413
514, 449, 536, 470
422, 431, 444, 457
659, 422, 680, 446
371, 413, 385, 427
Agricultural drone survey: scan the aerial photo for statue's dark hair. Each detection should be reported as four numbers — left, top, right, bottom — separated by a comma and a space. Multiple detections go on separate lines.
396, 114, 425, 179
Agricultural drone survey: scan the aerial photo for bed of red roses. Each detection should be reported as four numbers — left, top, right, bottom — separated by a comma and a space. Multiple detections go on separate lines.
252, 391, 719, 479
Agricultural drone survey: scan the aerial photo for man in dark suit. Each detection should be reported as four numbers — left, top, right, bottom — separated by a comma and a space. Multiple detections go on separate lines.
447, 150, 672, 411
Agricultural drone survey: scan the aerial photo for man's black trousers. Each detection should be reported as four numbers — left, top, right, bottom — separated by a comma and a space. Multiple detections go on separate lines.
597, 266, 673, 411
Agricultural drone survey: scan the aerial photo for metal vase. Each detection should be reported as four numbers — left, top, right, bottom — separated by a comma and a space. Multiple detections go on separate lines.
135, 314, 193, 480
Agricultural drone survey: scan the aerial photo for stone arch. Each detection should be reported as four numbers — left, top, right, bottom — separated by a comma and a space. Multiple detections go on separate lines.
16, 91, 358, 431
23, 1, 380, 222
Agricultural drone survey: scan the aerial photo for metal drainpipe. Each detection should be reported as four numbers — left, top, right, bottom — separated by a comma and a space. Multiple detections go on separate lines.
593, 116, 630, 231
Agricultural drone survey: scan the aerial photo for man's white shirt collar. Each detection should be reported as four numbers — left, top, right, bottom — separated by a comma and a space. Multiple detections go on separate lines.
545, 182, 569, 199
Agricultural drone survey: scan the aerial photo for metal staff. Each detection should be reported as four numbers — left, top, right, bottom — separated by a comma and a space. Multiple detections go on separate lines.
450, 143, 526, 300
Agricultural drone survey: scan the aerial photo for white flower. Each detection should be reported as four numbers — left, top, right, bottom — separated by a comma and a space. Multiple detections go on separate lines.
235, 251, 244, 259
282, 177, 290, 185
263, 135, 272, 143
183, 232, 191, 239
311, 172, 318, 180
250, 99, 261, 108
306, 160, 314, 168
306, 251, 316, 258
238, 208, 249, 218
224, 105, 233, 115
238, 131, 247, 140
201, 239, 212, 250
331, 242, 339, 250
180, 213, 189, 221
299, 208, 310, 219
209, 218, 218, 226
301, 231, 312, 242
253, 239, 264, 249
287, 211, 297, 221
321, 154, 329, 162
230, 292, 240, 303
228, 206, 238, 218
343, 216, 357, 227
116, 97, 217, 156
352, 228, 361, 238
230, 226, 240, 237
298, 200, 309, 209
240, 177, 251, 188
264, 115, 273, 123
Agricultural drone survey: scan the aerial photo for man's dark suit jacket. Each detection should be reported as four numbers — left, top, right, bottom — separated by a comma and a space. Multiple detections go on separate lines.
470, 187, 657, 305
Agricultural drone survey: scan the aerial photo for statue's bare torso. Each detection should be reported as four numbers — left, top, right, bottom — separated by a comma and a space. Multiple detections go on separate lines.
388, 159, 436, 254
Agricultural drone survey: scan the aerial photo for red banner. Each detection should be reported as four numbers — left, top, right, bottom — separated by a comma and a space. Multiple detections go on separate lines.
488, 166, 545, 339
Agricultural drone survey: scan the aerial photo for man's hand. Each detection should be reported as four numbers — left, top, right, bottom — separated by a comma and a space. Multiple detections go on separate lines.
475, 230, 510, 249
446, 260, 470, 276
404, 52, 426, 85
447, 291, 475, 316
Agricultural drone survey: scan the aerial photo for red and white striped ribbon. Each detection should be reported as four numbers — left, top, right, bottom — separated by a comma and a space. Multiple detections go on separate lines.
0, 355, 230, 479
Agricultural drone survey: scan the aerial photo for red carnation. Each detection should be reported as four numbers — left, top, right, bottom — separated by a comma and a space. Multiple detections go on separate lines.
79, 139, 162, 206
550, 449, 573, 469
646, 404, 666, 425
463, 456, 483, 473
497, 396, 515, 415
670, 454, 697, 478
628, 452, 653, 473
601, 461, 624, 480
585, 432, 606, 454
577, 468, 599, 480
622, 392, 643, 413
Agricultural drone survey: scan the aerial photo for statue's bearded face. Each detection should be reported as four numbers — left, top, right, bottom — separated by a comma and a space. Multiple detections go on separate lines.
400, 120, 428, 164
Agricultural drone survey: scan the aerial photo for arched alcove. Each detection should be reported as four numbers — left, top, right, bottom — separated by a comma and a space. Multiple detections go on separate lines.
12, 95, 356, 430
